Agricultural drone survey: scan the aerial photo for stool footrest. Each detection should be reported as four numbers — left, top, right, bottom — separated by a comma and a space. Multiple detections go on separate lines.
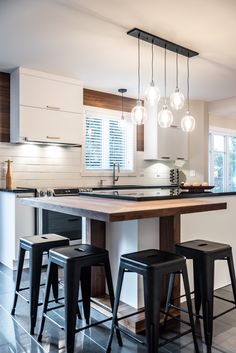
159, 329, 193, 348
213, 294, 235, 305
213, 306, 236, 320
160, 308, 192, 327
43, 313, 64, 330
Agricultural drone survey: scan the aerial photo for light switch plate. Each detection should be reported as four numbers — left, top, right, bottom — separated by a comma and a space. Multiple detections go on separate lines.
190, 170, 196, 177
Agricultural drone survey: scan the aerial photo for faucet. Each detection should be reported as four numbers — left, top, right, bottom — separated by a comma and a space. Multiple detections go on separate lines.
112, 162, 120, 185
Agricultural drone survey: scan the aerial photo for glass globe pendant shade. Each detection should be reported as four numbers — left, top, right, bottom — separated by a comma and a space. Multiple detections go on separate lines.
157, 104, 173, 128
131, 100, 147, 125
145, 81, 161, 106
181, 111, 195, 132
170, 88, 185, 110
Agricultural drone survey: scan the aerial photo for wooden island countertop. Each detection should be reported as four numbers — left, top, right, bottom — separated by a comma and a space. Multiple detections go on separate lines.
21, 195, 227, 222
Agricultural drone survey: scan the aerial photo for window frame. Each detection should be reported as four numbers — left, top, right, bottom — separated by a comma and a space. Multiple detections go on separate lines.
209, 126, 236, 192
81, 106, 137, 177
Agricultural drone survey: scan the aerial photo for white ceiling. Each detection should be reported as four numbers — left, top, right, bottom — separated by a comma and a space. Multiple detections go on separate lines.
0, 0, 236, 103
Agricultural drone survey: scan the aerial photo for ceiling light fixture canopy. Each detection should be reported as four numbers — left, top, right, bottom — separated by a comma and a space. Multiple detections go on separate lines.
118, 88, 127, 128
128, 28, 198, 131
131, 37, 147, 125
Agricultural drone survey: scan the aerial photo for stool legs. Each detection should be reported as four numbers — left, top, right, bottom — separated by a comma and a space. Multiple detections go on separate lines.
29, 250, 43, 334
227, 251, 236, 304
193, 261, 201, 315
80, 266, 91, 324
144, 272, 162, 353
198, 259, 214, 353
38, 260, 56, 342
103, 258, 123, 347
163, 272, 175, 327
11, 247, 26, 315
64, 263, 80, 353
182, 265, 199, 353
106, 266, 125, 353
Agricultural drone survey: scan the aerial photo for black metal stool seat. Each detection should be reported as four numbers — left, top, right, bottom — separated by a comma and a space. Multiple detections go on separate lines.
106, 249, 199, 353
174, 239, 236, 353
11, 233, 69, 335
38, 244, 122, 353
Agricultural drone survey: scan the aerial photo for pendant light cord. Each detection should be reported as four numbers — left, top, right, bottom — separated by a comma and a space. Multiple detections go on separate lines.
121, 92, 124, 117
138, 36, 140, 100
164, 45, 167, 103
187, 54, 190, 111
176, 51, 179, 89
151, 40, 154, 83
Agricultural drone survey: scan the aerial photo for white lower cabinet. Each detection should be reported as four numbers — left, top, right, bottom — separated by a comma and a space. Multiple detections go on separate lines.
0, 192, 35, 270
144, 104, 188, 161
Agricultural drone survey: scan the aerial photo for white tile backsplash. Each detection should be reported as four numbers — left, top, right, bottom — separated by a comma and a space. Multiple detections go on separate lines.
0, 143, 176, 189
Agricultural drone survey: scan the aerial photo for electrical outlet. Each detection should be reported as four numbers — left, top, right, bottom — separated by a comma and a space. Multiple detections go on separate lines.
190, 170, 196, 177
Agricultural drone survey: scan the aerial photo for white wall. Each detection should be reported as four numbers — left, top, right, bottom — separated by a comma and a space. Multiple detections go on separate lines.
210, 114, 236, 131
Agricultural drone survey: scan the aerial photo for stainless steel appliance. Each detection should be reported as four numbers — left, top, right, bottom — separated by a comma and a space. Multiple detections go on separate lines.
36, 187, 91, 244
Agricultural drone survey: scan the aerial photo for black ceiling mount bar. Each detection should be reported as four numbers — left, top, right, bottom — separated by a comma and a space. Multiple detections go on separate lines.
127, 28, 199, 58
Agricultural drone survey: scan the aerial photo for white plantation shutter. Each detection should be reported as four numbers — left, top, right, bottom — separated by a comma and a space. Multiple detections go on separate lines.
85, 110, 134, 171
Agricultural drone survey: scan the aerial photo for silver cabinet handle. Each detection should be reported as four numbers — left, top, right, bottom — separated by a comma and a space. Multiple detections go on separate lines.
161, 156, 170, 159
46, 136, 61, 140
46, 105, 61, 110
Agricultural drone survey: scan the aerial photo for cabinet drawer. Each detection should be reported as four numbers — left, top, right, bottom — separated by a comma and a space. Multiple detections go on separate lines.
19, 106, 83, 145
20, 73, 83, 114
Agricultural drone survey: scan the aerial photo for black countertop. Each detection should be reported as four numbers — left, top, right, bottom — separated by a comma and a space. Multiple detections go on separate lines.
79, 187, 236, 201
0, 188, 36, 194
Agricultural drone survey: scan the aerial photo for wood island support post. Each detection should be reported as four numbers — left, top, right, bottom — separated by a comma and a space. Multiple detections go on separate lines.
86, 218, 106, 297
160, 215, 181, 307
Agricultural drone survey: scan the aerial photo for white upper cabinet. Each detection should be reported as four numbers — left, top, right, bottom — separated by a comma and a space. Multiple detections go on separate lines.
11, 67, 83, 145
144, 104, 188, 161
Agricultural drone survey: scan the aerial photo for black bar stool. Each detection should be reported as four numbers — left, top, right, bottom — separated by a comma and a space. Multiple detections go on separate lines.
38, 244, 122, 353
172, 239, 236, 353
11, 233, 69, 334
106, 249, 199, 353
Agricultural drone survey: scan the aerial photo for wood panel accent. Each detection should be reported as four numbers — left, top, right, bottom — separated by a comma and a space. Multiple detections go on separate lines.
84, 88, 136, 112
0, 73, 10, 142
137, 125, 144, 151
84, 88, 144, 151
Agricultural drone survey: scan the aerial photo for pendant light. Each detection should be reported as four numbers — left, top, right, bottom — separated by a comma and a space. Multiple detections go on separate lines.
131, 37, 147, 125
118, 88, 127, 128
157, 46, 173, 128
145, 41, 160, 106
181, 55, 195, 132
170, 51, 185, 110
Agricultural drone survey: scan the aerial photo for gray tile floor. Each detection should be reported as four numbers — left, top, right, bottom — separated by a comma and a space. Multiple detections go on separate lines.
0, 263, 236, 352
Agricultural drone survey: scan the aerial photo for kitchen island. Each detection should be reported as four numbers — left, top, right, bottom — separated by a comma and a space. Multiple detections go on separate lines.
21, 194, 227, 331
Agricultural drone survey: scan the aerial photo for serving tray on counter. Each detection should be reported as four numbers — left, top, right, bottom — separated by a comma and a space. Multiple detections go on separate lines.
180, 185, 215, 193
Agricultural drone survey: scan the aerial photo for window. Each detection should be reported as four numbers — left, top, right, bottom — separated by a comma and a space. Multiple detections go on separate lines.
85, 109, 134, 171
209, 131, 236, 192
